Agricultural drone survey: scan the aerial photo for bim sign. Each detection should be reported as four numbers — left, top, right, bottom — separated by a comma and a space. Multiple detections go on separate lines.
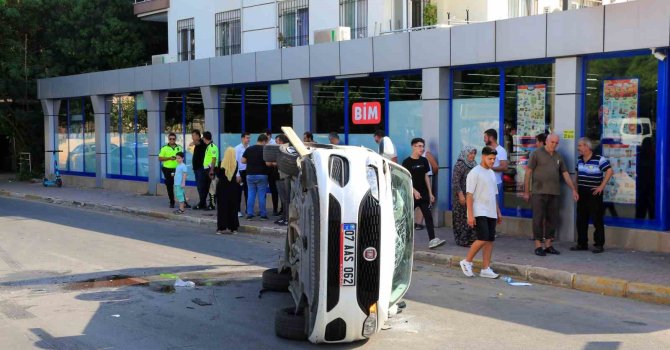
352, 102, 381, 125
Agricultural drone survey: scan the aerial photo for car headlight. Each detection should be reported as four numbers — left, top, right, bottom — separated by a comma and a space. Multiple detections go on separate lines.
366, 166, 379, 200
362, 303, 378, 338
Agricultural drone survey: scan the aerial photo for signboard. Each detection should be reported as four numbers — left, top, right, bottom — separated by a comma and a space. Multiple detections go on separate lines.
352, 101, 381, 125
516, 84, 546, 137
563, 130, 575, 140
602, 78, 639, 204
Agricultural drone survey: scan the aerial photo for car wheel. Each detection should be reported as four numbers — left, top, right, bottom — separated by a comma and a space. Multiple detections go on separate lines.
262, 268, 291, 292
274, 307, 307, 341
263, 144, 280, 163
277, 146, 299, 177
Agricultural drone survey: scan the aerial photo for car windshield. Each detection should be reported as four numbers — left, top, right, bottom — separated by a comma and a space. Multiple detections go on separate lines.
389, 163, 414, 306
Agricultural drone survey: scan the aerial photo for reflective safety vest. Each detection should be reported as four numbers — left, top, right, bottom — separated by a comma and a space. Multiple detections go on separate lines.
203, 142, 219, 169
159, 144, 182, 169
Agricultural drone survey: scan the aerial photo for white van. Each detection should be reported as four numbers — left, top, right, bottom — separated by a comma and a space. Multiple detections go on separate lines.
262, 127, 414, 343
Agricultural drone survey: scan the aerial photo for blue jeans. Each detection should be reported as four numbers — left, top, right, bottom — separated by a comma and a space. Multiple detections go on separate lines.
246, 174, 268, 217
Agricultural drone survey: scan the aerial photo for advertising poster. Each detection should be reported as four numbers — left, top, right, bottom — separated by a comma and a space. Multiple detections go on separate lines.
516, 84, 546, 137
602, 78, 639, 204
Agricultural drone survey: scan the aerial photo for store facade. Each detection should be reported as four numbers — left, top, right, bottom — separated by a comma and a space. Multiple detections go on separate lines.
38, 2, 670, 251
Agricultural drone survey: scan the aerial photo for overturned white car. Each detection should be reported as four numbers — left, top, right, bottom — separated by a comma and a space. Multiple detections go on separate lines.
261, 127, 414, 343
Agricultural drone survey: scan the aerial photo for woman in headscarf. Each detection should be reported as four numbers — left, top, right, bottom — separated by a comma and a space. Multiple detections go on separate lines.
451, 146, 478, 247
216, 147, 240, 234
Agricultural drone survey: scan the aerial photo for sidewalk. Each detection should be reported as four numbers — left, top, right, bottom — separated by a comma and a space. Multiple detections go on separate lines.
1, 175, 669, 305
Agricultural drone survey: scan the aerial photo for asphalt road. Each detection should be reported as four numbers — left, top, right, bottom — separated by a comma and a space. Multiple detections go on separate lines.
0, 197, 669, 349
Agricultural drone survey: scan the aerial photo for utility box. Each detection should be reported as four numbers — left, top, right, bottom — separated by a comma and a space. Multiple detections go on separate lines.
314, 27, 351, 44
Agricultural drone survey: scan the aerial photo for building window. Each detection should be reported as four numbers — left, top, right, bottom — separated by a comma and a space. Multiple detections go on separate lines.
311, 80, 345, 144
218, 84, 293, 149
215, 10, 241, 56
278, 0, 309, 48
388, 74, 422, 161
502, 63, 555, 211
56, 97, 95, 175
340, 0, 367, 39
584, 54, 660, 223
106, 95, 148, 179
177, 18, 195, 61
347, 76, 385, 150
162, 91, 204, 183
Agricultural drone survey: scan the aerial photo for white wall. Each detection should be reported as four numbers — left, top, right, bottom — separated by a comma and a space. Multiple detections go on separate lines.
436, 0, 490, 24
242, 1, 277, 53
486, 0, 509, 20
168, 0, 242, 59
309, 0, 340, 44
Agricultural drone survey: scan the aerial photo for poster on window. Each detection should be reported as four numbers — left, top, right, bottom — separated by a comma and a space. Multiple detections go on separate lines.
602, 79, 639, 140
516, 84, 546, 137
602, 78, 639, 204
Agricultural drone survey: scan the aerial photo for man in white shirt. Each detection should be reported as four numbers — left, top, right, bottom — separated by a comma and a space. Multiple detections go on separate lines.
484, 128, 508, 195
373, 130, 397, 162
460, 146, 502, 279
234, 132, 251, 217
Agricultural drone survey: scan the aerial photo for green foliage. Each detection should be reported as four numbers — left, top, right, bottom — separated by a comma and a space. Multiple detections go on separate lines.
0, 0, 166, 171
423, 1, 438, 26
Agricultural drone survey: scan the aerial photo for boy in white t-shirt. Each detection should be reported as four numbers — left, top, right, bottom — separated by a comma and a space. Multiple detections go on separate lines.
460, 146, 502, 279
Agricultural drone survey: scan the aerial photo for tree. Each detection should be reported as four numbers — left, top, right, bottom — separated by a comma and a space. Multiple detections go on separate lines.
0, 0, 167, 173
423, 1, 438, 26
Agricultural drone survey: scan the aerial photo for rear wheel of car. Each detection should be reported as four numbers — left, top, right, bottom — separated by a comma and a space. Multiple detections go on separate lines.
274, 307, 307, 341
262, 268, 291, 292
263, 144, 280, 162
277, 146, 299, 177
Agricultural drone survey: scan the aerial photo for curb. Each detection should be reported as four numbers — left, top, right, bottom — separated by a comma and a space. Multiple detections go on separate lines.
0, 189, 284, 237
414, 250, 670, 305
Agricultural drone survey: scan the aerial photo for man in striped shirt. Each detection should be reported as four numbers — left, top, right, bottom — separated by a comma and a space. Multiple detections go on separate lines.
571, 137, 613, 254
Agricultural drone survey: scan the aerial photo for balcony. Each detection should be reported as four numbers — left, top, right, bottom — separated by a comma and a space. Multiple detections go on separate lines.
134, 0, 169, 22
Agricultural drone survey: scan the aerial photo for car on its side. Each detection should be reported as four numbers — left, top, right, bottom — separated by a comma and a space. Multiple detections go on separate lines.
261, 127, 414, 344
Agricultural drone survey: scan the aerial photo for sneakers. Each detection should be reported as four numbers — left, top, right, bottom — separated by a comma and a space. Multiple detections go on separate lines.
274, 218, 288, 226
184, 202, 192, 209
238, 212, 244, 217
173, 209, 184, 215
428, 238, 446, 249
246, 215, 254, 220
459, 260, 474, 277
259, 216, 269, 221
479, 267, 500, 279
414, 223, 424, 230
570, 245, 588, 251
592, 246, 604, 254
534, 247, 547, 256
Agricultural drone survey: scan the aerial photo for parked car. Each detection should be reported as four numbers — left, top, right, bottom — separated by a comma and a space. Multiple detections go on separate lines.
108, 144, 149, 177
262, 127, 414, 344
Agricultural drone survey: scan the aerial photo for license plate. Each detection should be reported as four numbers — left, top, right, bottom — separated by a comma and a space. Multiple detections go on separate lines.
341, 223, 357, 286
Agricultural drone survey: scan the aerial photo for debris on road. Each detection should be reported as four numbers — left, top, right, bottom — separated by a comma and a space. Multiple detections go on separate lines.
191, 298, 212, 306
174, 278, 195, 288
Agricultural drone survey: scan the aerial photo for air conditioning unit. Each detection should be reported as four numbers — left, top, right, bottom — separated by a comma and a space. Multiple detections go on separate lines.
151, 54, 177, 65
314, 27, 351, 44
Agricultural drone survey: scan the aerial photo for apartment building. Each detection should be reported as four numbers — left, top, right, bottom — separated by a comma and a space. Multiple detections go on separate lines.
38, 0, 670, 253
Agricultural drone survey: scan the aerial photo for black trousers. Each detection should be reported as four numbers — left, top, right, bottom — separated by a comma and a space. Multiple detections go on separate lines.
414, 200, 435, 240
269, 171, 279, 212
238, 170, 248, 212
198, 168, 213, 206
162, 167, 176, 205
577, 187, 605, 247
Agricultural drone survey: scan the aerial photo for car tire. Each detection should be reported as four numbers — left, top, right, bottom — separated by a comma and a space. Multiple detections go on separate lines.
277, 146, 299, 177
274, 307, 307, 341
263, 144, 280, 163
262, 268, 291, 292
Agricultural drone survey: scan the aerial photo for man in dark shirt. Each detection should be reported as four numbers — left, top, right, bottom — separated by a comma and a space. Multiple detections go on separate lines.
571, 137, 613, 253
190, 130, 208, 210
402, 137, 446, 249
241, 134, 271, 220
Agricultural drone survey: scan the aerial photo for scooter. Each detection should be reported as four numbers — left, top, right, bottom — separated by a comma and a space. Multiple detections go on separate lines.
43, 150, 63, 188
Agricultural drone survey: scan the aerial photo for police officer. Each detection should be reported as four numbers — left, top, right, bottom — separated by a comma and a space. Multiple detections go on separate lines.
158, 132, 182, 208
202, 131, 219, 210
